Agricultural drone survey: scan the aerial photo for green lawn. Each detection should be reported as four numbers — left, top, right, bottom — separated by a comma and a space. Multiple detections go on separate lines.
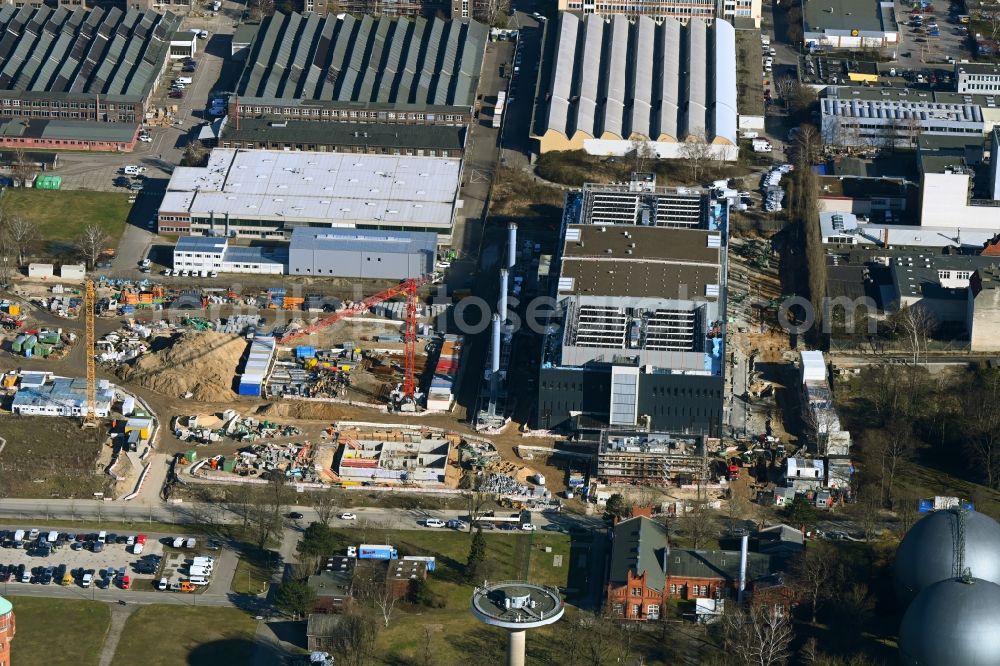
110, 605, 258, 666
231, 550, 275, 595
8, 596, 110, 666
0, 189, 131, 255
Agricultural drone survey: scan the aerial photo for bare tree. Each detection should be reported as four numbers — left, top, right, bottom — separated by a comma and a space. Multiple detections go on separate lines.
679, 495, 715, 549
5, 216, 38, 267
75, 224, 109, 270
630, 137, 657, 173
963, 369, 1000, 489
862, 422, 913, 507
310, 491, 338, 526
249, 474, 291, 551
180, 140, 211, 167
11, 148, 35, 187
679, 137, 716, 183
795, 125, 823, 165
791, 541, 837, 623
463, 472, 493, 532
720, 601, 794, 666
483, 0, 511, 27
890, 305, 937, 365
330, 610, 380, 666
247, 0, 274, 21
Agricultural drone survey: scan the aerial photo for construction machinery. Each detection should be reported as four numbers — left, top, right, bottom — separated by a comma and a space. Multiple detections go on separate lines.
82, 278, 98, 428
279, 276, 433, 407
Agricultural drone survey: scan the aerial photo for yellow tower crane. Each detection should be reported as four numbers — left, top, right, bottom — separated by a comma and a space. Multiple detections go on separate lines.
82, 278, 97, 428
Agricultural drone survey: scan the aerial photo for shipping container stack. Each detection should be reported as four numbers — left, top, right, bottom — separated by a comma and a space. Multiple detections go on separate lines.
426, 334, 463, 411
238, 336, 276, 396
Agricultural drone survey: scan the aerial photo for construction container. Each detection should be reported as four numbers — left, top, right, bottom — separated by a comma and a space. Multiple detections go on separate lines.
7, 304, 20, 316
222, 458, 237, 472
60, 264, 85, 280
34, 175, 62, 190
295, 346, 316, 359
185, 450, 198, 462
28, 263, 54, 278
11, 335, 25, 352
23, 335, 37, 350
35, 344, 51, 357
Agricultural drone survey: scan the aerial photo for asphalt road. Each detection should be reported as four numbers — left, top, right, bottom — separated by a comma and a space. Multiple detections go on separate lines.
0, 498, 608, 533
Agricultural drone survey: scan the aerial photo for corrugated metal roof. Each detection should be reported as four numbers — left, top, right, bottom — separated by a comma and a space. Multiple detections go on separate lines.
236, 12, 485, 112
0, 6, 177, 102
290, 226, 437, 255
541, 14, 737, 145
176, 235, 227, 253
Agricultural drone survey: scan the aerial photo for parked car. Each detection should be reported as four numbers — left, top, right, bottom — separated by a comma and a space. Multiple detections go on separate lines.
339, 513, 357, 521
521, 523, 537, 531
288, 512, 304, 520
423, 518, 446, 528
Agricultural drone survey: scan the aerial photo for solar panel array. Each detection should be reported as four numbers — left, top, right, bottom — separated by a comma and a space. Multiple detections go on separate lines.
543, 13, 738, 145
236, 12, 487, 109
0, 6, 178, 99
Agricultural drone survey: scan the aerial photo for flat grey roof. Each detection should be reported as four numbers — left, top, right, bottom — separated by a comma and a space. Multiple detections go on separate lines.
290, 227, 438, 254
235, 13, 487, 112
175, 236, 227, 253
0, 6, 180, 103
0, 118, 137, 141
957, 62, 1000, 76
803, 0, 889, 33
560, 225, 721, 300
224, 246, 286, 265
221, 117, 466, 151
160, 148, 461, 228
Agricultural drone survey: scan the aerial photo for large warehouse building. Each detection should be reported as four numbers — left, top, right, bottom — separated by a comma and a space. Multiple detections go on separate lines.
534, 176, 728, 435
534, 14, 738, 160
556, 0, 761, 28
157, 148, 463, 243
232, 13, 486, 130
0, 6, 180, 149
288, 228, 436, 280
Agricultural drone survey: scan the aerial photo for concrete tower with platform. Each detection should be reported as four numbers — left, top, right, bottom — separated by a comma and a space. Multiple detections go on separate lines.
470, 580, 564, 666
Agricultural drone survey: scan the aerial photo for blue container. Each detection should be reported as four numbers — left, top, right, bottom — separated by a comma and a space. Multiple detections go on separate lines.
295, 346, 316, 359
23, 347, 32, 358
918, 499, 933, 513
238, 382, 261, 396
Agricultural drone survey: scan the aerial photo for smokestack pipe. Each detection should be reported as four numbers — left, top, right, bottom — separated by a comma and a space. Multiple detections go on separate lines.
738, 534, 749, 604
507, 223, 517, 269
491, 313, 501, 374
499, 268, 509, 322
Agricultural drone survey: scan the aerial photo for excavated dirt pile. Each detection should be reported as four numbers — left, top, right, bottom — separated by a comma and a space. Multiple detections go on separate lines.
117, 331, 247, 401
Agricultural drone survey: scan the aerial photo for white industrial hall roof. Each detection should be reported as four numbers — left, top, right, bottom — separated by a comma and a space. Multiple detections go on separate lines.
541, 13, 738, 145
160, 149, 462, 227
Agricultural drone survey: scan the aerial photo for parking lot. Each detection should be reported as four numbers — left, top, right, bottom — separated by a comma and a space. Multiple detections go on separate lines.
0, 528, 163, 590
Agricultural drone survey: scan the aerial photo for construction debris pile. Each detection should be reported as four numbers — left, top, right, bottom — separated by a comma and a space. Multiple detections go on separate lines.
481, 472, 551, 499
32, 285, 81, 318
761, 164, 792, 213
172, 410, 303, 444
333, 427, 456, 486
232, 441, 320, 482
10, 328, 74, 359
229, 416, 303, 442
116, 330, 247, 401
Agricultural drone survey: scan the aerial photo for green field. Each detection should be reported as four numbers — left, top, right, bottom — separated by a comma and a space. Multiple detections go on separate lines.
0, 413, 114, 499
231, 549, 275, 595
8, 597, 110, 666
110, 605, 258, 666
0, 189, 131, 255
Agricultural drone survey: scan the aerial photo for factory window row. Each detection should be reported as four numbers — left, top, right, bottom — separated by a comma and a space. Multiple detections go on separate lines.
237, 107, 462, 123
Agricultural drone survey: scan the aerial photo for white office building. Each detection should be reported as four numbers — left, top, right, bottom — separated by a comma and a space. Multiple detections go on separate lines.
955, 62, 1000, 94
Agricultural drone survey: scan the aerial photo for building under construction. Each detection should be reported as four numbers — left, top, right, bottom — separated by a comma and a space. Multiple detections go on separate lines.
596, 431, 706, 486
10, 374, 114, 417
331, 427, 457, 485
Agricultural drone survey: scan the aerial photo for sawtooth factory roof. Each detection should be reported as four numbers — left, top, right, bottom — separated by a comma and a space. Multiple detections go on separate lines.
0, 6, 179, 103
540, 13, 738, 144
235, 12, 487, 111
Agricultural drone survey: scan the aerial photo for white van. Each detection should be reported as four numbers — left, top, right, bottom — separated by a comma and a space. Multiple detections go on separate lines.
752, 138, 773, 153
123, 165, 145, 176
423, 518, 446, 528
132, 542, 144, 556
175, 76, 193, 85
46, 531, 58, 543
98, 531, 107, 544
185, 538, 197, 549
189, 566, 212, 577
172, 537, 185, 548
192, 556, 215, 565
188, 576, 210, 586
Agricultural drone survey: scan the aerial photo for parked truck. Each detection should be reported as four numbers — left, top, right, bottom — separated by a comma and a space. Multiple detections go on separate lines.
752, 138, 773, 153
358, 544, 398, 560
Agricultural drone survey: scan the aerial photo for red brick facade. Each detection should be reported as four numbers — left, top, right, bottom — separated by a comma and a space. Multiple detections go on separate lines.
0, 602, 14, 666
0, 135, 136, 153
664, 575, 733, 601
606, 569, 667, 621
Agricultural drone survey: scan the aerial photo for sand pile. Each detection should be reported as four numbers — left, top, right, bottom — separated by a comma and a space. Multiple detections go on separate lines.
256, 401, 350, 421
118, 331, 247, 401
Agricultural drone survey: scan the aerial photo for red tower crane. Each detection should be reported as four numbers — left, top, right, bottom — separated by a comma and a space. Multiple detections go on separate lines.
279, 276, 433, 399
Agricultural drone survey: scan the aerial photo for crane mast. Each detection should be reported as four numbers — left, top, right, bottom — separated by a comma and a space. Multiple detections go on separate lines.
82, 278, 97, 428
279, 275, 432, 403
